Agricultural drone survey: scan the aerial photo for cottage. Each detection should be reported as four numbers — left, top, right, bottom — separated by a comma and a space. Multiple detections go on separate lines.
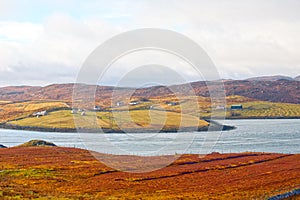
93, 106, 101, 111
216, 105, 225, 110
116, 102, 124, 107
71, 109, 77, 114
129, 101, 138, 106
33, 110, 48, 117
166, 102, 178, 106
230, 104, 243, 110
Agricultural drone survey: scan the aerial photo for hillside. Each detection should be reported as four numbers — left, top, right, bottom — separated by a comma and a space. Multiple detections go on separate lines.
0, 77, 299, 132
246, 75, 294, 81
0, 78, 299, 105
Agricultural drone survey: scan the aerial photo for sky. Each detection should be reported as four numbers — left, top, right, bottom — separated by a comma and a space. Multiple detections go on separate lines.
0, 0, 300, 86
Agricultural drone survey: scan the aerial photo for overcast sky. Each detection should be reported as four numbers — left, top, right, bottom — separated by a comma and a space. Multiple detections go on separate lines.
0, 0, 300, 86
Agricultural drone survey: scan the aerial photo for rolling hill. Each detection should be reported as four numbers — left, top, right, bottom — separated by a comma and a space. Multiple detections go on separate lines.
0, 77, 299, 105
246, 75, 294, 81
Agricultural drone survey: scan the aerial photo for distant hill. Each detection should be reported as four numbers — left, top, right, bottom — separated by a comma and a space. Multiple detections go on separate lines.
0, 76, 299, 105
295, 75, 300, 81
125, 78, 300, 104
246, 75, 294, 82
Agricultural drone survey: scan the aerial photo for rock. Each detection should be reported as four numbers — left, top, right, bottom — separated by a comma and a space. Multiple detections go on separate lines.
17, 140, 56, 147
0, 144, 7, 148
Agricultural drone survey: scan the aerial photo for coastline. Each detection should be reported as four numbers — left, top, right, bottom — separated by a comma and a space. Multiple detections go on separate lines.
224, 116, 300, 120
2, 116, 300, 133
0, 122, 236, 133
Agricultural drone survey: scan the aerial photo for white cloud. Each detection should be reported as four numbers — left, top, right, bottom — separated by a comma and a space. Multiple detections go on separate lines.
0, 21, 42, 42
0, 13, 120, 86
0, 0, 299, 86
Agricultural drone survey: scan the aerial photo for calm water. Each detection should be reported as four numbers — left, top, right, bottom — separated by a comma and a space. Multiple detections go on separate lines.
0, 119, 299, 155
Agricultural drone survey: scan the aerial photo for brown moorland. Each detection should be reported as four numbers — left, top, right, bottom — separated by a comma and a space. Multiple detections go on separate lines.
0, 79, 299, 105
0, 146, 299, 199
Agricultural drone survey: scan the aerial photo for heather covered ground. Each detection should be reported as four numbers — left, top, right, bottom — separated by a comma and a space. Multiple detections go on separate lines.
0, 146, 299, 199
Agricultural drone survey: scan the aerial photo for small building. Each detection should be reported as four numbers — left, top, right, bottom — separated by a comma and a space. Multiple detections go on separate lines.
166, 102, 178, 106
129, 101, 139, 106
93, 106, 101, 111
71, 109, 77, 114
230, 104, 243, 110
116, 102, 124, 107
33, 110, 48, 117
216, 105, 225, 110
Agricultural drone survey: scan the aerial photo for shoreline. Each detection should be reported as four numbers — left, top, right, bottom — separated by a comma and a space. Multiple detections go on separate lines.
2, 116, 300, 133
224, 116, 300, 120
0, 122, 236, 133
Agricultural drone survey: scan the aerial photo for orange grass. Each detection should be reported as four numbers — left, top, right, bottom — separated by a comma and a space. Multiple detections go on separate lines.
0, 147, 299, 199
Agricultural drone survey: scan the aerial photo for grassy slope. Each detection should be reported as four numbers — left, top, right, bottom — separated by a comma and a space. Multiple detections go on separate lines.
0, 101, 68, 123
226, 101, 300, 118
150, 95, 300, 118
8, 109, 208, 130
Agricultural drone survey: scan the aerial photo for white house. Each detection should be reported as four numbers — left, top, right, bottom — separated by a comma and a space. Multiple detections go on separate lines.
129, 101, 139, 106
71, 109, 77, 114
116, 102, 124, 107
33, 110, 48, 117
93, 106, 101, 111
166, 102, 178, 106
215, 105, 225, 110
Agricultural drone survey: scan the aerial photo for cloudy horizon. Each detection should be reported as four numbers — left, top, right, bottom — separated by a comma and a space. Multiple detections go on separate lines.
0, 0, 300, 87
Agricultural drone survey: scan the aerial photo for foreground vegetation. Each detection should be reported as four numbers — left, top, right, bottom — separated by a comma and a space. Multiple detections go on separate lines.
0, 146, 299, 199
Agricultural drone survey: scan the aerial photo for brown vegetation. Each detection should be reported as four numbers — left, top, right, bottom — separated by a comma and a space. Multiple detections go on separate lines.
0, 146, 299, 199
0, 79, 299, 106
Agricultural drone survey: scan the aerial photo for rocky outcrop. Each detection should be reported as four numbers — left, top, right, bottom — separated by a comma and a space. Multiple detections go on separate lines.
17, 140, 56, 147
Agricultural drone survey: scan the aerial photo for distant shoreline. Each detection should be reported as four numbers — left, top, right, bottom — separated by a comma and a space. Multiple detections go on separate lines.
2, 117, 300, 133
224, 116, 300, 120
0, 122, 235, 133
